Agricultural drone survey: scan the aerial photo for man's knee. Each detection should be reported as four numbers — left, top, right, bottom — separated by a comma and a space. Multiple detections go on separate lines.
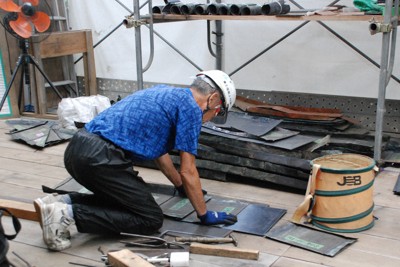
140, 213, 163, 235
150, 211, 164, 229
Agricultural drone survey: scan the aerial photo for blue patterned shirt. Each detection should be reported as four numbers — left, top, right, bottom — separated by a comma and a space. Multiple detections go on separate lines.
85, 85, 202, 161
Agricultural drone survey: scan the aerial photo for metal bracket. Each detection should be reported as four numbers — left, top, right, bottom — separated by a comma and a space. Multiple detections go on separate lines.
369, 19, 393, 35
123, 15, 146, 28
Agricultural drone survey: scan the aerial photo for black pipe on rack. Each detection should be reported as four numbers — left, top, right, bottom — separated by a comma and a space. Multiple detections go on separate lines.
240, 4, 262, 15
261, 0, 290, 15
207, 3, 228, 15
160, 0, 182, 14
152, 5, 164, 13
195, 4, 209, 15
229, 4, 246, 15
219, 4, 230, 15
181, 3, 197, 15
170, 3, 185, 14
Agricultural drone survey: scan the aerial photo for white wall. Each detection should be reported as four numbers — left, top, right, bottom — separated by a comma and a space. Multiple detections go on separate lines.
67, 0, 400, 100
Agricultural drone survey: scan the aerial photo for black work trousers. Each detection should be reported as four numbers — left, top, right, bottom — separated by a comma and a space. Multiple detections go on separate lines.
64, 128, 163, 235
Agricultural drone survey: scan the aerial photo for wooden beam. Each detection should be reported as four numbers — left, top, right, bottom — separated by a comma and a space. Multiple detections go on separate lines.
33, 30, 91, 58
0, 199, 39, 222
190, 243, 259, 260
108, 249, 155, 267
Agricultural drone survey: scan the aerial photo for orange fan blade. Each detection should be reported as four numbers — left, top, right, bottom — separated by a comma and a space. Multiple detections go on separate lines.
31, 11, 50, 32
22, 0, 39, 6
9, 14, 32, 38
0, 0, 20, 12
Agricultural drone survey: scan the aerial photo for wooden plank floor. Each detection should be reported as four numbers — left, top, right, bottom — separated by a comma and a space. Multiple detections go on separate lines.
1, 119, 400, 267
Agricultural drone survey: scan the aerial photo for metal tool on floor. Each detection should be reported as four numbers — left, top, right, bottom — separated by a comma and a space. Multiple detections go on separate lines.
158, 229, 225, 239
175, 234, 238, 247
120, 232, 186, 249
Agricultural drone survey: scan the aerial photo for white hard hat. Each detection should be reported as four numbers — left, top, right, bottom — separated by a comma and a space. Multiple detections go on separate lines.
197, 70, 236, 112
197, 70, 236, 124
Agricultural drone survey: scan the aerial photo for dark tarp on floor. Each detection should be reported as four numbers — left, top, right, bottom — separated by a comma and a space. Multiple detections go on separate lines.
6, 119, 76, 148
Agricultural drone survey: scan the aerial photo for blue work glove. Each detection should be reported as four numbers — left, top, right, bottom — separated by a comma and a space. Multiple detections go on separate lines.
198, 211, 238, 226
174, 185, 207, 197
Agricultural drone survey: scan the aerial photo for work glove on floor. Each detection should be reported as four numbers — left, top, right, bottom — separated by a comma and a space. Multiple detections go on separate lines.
198, 211, 238, 226
174, 185, 207, 198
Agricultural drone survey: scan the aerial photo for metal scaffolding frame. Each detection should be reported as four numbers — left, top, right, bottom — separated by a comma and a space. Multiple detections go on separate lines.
374, 0, 399, 162
96, 0, 398, 162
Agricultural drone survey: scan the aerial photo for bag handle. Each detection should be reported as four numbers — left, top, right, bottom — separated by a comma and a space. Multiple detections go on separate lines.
0, 208, 22, 240
291, 164, 320, 223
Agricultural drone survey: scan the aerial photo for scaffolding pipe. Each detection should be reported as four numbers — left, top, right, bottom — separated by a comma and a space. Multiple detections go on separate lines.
215, 20, 223, 70
374, 0, 399, 162
229, 21, 310, 76
133, 0, 143, 89
149, 27, 203, 71
207, 21, 217, 58
319, 21, 400, 84
143, 1, 155, 73
386, 14, 398, 85
214, 0, 223, 70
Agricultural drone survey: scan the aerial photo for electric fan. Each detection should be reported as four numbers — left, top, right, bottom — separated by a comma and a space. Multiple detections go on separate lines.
0, 0, 51, 39
0, 0, 62, 112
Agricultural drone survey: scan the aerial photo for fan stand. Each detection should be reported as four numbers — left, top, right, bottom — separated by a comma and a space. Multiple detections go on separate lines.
0, 38, 63, 112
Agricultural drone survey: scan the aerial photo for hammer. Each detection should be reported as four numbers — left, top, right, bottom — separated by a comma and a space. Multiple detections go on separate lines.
175, 234, 238, 246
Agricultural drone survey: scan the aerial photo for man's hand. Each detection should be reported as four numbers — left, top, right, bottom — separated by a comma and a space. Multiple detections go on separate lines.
198, 211, 238, 226
174, 185, 207, 197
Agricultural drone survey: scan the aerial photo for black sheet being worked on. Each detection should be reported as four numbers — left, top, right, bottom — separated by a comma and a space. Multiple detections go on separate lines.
160, 195, 212, 219
223, 204, 286, 236
152, 193, 174, 206
182, 197, 249, 223
266, 222, 357, 257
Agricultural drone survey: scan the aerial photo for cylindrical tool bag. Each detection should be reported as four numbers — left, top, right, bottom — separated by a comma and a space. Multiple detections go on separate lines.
309, 153, 377, 233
